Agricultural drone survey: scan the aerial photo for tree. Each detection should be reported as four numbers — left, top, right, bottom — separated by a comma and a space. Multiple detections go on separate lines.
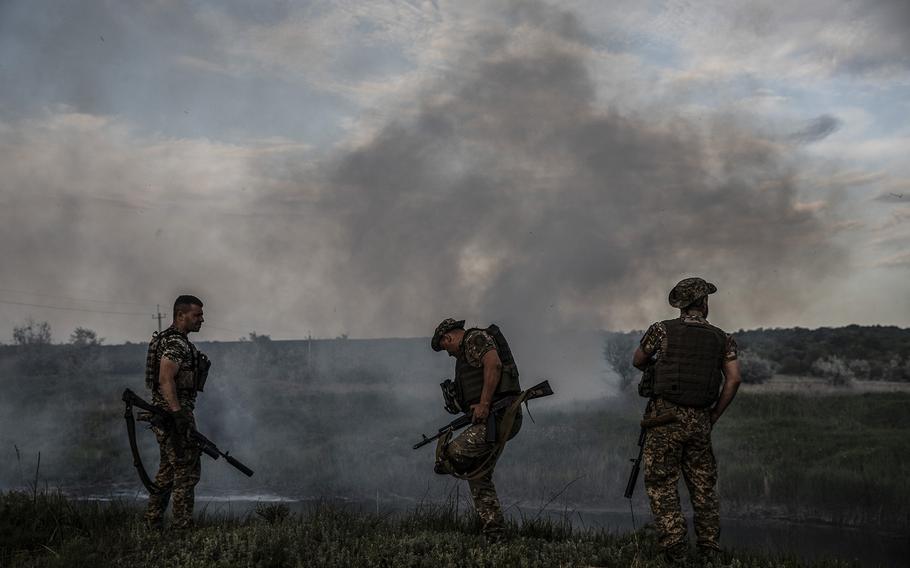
248, 331, 272, 343
738, 350, 775, 384
603, 332, 640, 391
811, 355, 854, 387
69, 327, 104, 346
12, 319, 52, 345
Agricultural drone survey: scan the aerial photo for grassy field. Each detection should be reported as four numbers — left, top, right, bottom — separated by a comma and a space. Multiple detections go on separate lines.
2, 388, 908, 532
0, 491, 860, 568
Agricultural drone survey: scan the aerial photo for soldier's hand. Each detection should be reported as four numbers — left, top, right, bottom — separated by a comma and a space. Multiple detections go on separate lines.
471, 402, 490, 424
709, 411, 720, 425
170, 408, 193, 435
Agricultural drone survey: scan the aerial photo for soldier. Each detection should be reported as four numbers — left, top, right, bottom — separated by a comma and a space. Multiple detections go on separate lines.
632, 278, 741, 564
143, 295, 209, 530
431, 318, 523, 541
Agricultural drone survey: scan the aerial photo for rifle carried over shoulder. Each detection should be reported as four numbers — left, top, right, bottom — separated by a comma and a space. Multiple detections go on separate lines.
413, 380, 554, 450
122, 388, 253, 494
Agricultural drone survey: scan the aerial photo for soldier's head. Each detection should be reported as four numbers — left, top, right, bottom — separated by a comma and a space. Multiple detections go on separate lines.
173, 295, 204, 333
668, 277, 716, 316
432, 318, 466, 357
683, 295, 709, 317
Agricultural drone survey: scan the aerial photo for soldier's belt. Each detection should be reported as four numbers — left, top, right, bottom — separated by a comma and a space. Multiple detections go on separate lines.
640, 412, 678, 429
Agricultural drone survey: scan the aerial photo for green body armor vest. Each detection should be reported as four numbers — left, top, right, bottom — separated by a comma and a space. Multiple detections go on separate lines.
144, 328, 209, 394
652, 318, 726, 408
453, 324, 522, 408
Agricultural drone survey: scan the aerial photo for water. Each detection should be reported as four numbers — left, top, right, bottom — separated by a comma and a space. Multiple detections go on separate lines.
530, 507, 909, 568
164, 495, 907, 568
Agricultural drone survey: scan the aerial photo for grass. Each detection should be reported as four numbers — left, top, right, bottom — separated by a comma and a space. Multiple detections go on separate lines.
0, 491, 861, 568
3, 381, 908, 532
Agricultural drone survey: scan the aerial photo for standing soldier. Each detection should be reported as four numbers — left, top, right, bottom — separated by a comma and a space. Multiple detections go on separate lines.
431, 318, 523, 541
143, 295, 210, 530
632, 278, 741, 564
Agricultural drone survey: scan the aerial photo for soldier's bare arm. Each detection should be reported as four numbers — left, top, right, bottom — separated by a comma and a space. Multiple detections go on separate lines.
471, 349, 503, 423
158, 357, 183, 412
632, 347, 651, 370
711, 359, 741, 424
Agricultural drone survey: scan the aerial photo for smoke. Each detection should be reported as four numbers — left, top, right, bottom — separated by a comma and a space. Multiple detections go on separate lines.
261, 3, 848, 338
0, 0, 852, 347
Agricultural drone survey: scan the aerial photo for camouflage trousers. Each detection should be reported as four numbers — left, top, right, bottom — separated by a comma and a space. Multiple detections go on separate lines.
145, 414, 201, 530
643, 400, 720, 551
437, 411, 522, 537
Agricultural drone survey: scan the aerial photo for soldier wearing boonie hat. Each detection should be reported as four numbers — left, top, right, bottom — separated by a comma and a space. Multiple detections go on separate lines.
631, 278, 742, 565
429, 317, 523, 541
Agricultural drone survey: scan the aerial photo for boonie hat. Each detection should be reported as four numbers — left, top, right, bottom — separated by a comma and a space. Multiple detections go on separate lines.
668, 277, 717, 308
431, 318, 465, 351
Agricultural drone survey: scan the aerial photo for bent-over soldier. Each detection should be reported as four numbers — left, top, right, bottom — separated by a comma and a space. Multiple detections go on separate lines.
143, 295, 209, 530
431, 318, 523, 540
632, 278, 741, 564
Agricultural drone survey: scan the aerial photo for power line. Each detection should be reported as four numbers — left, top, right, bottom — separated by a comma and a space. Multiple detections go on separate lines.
0, 299, 150, 316
0, 287, 150, 307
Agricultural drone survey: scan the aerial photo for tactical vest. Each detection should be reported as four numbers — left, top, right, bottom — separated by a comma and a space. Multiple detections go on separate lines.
652, 318, 726, 408
453, 324, 521, 408
144, 328, 207, 394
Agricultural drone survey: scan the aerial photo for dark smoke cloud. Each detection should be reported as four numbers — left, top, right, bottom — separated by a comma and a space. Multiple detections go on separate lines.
0, 0, 856, 346
260, 3, 848, 337
789, 114, 842, 145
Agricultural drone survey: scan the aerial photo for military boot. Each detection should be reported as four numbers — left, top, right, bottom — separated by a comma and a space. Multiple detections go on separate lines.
697, 545, 721, 566
662, 542, 689, 566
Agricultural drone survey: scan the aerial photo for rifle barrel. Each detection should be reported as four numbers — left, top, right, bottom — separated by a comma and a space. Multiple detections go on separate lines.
225, 454, 255, 477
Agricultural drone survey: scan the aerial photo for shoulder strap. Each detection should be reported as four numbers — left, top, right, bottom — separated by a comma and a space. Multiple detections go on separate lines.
122, 391, 164, 495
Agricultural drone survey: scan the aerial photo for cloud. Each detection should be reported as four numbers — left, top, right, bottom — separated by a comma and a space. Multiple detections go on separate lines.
874, 191, 908, 203
874, 251, 910, 269
656, 0, 910, 82
789, 115, 842, 144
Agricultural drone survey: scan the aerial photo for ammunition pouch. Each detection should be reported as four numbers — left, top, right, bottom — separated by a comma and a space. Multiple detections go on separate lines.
638, 364, 655, 398
433, 430, 455, 475
195, 352, 211, 392
440, 379, 463, 415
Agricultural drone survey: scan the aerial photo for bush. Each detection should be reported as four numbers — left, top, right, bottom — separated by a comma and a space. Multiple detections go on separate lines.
738, 350, 775, 384
811, 356, 854, 387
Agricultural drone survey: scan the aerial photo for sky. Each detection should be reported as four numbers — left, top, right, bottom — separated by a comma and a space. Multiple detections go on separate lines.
0, 0, 908, 344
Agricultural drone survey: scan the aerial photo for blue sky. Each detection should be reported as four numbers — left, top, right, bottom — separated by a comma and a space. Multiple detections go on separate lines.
0, 0, 907, 343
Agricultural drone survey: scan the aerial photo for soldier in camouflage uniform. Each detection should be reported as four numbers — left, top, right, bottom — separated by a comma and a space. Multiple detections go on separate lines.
143, 295, 207, 530
633, 278, 742, 564
431, 318, 523, 540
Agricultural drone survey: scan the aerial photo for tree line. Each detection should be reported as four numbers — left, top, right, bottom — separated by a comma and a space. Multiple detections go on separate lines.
604, 324, 910, 389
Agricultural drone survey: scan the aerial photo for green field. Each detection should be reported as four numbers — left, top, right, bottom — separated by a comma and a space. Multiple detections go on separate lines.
0, 491, 860, 568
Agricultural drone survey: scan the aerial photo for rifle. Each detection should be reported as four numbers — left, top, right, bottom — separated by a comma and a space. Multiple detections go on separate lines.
413, 380, 554, 450
122, 388, 254, 490
624, 404, 677, 498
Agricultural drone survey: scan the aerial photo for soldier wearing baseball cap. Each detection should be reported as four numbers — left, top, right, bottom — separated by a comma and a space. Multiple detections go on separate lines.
631, 277, 742, 564
429, 317, 522, 541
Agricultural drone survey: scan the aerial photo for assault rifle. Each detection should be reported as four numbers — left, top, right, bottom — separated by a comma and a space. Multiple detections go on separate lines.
624, 406, 677, 498
122, 388, 254, 485
413, 380, 554, 450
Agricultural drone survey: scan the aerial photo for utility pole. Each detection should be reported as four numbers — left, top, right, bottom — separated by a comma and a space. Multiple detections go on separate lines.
154, 304, 165, 333
307, 331, 312, 378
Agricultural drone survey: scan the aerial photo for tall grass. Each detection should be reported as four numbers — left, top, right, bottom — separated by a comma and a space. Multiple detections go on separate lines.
0, 490, 860, 568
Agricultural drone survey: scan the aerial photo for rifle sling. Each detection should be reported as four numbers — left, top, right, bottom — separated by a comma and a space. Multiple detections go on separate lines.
123, 399, 164, 495
448, 388, 532, 482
